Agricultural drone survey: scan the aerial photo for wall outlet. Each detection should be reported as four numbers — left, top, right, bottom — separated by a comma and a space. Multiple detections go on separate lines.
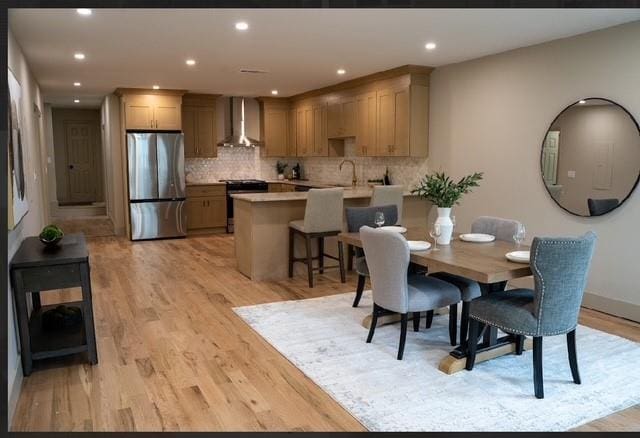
567, 170, 576, 178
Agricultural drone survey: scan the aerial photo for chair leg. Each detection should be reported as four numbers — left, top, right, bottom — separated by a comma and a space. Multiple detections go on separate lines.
317, 237, 324, 274
398, 313, 408, 360
412, 312, 420, 332
449, 304, 458, 346
305, 234, 314, 288
288, 228, 295, 278
465, 318, 479, 371
425, 309, 434, 329
567, 329, 581, 384
347, 244, 354, 271
460, 301, 470, 346
352, 275, 366, 307
515, 335, 525, 355
337, 241, 346, 283
533, 336, 544, 399
366, 303, 380, 343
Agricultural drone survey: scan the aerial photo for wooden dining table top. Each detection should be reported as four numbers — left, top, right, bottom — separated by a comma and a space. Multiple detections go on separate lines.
338, 229, 532, 284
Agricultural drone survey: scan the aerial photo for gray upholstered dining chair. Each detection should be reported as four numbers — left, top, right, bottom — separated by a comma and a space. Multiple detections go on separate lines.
360, 226, 462, 360
465, 232, 597, 399
370, 185, 404, 225
587, 198, 619, 216
430, 216, 523, 344
288, 188, 346, 288
345, 205, 398, 307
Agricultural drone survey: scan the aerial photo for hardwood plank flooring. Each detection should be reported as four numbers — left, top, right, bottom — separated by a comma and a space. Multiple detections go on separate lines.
10, 234, 640, 431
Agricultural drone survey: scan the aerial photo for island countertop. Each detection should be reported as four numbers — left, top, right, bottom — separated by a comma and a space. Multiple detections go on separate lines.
232, 187, 417, 203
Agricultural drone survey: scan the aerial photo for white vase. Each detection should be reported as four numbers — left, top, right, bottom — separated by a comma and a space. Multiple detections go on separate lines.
435, 207, 454, 245
277, 174, 285, 180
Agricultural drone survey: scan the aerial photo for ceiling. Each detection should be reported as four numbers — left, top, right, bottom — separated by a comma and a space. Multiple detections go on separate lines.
9, 8, 640, 107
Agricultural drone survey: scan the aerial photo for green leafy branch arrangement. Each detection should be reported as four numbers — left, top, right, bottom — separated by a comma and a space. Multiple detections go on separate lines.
411, 171, 484, 208
276, 161, 288, 174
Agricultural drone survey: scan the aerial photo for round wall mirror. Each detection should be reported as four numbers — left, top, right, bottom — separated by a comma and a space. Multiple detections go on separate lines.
541, 98, 640, 217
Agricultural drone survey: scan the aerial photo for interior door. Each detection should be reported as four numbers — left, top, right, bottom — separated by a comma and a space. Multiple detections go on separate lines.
542, 130, 560, 185
65, 121, 97, 203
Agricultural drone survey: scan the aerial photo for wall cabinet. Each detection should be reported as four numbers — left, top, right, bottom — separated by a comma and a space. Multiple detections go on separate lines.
261, 99, 296, 157
327, 97, 356, 139
355, 91, 378, 156
186, 185, 226, 231
182, 94, 218, 158
376, 86, 410, 156
123, 94, 182, 130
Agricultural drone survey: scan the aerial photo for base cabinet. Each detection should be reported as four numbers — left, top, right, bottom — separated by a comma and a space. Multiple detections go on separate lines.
186, 185, 227, 232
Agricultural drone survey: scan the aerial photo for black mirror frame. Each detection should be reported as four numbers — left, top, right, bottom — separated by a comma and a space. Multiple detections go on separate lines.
540, 97, 640, 217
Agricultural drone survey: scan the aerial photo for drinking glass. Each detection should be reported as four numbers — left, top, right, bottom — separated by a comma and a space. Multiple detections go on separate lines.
374, 211, 385, 228
513, 224, 526, 247
429, 223, 442, 251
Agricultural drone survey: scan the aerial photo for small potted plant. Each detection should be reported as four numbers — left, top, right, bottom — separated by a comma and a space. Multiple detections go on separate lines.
412, 171, 483, 244
39, 224, 64, 249
276, 161, 288, 180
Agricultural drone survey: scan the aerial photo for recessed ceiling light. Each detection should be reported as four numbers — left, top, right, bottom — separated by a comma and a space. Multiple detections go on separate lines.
425, 42, 437, 50
74, 99, 80, 103
578, 100, 587, 104
235, 21, 249, 31
185, 59, 196, 66
74, 52, 85, 60
337, 69, 346, 75
76, 9, 92, 16
73, 82, 81, 87
271, 90, 278, 95
153, 85, 160, 90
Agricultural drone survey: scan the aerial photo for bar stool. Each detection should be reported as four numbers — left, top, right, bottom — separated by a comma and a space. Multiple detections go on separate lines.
288, 188, 346, 288
370, 185, 404, 225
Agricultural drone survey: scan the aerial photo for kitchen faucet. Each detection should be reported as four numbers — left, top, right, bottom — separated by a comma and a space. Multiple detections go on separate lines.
339, 159, 358, 187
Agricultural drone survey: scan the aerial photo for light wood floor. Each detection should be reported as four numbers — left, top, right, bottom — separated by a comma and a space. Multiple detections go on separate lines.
11, 234, 640, 431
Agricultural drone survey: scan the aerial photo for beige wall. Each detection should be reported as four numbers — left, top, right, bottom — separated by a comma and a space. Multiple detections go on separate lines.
101, 94, 126, 235
7, 29, 47, 426
429, 21, 640, 320
550, 103, 640, 215
51, 108, 104, 204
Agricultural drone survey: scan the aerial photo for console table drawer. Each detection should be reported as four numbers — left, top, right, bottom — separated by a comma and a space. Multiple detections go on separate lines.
20, 264, 82, 292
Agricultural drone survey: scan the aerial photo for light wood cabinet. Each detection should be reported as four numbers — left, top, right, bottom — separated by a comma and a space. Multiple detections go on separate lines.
288, 108, 297, 156
123, 93, 182, 130
182, 94, 218, 158
376, 86, 410, 156
328, 97, 356, 139
355, 91, 377, 156
261, 99, 293, 157
186, 185, 227, 231
311, 103, 328, 156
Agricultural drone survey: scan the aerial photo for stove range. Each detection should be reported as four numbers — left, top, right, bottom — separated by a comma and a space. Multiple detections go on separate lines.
222, 179, 268, 232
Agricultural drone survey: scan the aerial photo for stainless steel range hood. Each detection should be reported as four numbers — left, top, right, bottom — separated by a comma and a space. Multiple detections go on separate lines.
217, 96, 262, 148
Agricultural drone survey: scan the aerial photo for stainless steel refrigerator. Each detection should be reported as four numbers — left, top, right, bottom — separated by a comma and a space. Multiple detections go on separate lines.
127, 132, 186, 240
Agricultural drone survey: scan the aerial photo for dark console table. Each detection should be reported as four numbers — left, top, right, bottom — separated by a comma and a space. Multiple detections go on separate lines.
10, 233, 98, 375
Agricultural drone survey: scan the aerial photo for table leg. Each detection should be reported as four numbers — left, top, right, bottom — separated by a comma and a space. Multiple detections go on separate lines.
31, 291, 41, 311
80, 263, 98, 365
12, 271, 33, 376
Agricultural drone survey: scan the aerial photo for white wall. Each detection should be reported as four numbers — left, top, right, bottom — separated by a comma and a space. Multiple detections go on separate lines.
429, 21, 640, 320
100, 94, 126, 235
7, 29, 47, 425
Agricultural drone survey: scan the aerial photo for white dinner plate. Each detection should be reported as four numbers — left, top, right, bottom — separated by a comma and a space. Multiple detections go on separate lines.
408, 240, 431, 251
380, 226, 407, 233
506, 250, 530, 263
459, 233, 496, 243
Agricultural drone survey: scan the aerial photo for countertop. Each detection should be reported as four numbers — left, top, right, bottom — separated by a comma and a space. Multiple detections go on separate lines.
186, 181, 226, 186
231, 187, 417, 203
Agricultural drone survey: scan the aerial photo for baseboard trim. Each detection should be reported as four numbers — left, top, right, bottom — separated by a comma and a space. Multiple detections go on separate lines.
582, 293, 640, 323
8, 361, 23, 431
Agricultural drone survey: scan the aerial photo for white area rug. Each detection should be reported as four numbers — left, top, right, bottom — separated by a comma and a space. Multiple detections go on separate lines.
233, 291, 640, 431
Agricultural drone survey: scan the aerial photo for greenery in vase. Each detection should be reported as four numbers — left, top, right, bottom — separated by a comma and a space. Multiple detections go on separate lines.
276, 161, 288, 174
412, 171, 484, 208
39, 224, 64, 242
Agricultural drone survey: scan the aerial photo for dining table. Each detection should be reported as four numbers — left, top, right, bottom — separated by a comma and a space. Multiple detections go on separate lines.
337, 228, 533, 374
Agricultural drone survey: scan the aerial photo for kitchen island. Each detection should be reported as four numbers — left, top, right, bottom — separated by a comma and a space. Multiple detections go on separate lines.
232, 188, 430, 281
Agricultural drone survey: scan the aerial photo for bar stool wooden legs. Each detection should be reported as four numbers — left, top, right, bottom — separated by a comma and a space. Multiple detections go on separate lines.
288, 228, 346, 288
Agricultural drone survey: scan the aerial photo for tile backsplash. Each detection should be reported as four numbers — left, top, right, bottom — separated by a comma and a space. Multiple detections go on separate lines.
185, 139, 431, 189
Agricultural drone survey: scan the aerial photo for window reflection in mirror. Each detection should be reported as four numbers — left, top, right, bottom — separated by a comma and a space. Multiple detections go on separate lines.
541, 98, 640, 217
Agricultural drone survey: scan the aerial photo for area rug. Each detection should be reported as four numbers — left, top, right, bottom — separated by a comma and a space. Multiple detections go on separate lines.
233, 291, 640, 431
